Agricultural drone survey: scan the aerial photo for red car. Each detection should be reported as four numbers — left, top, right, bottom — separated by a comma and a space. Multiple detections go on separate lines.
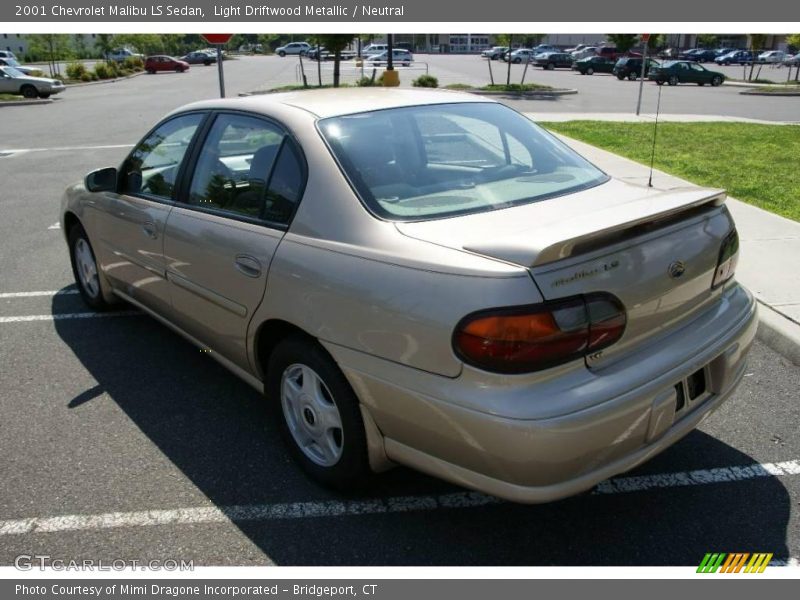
144, 55, 190, 74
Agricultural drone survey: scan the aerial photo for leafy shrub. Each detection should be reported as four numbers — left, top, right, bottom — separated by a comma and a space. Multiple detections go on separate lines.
412, 74, 439, 88
123, 56, 144, 71
66, 62, 87, 80
28, 69, 46, 78
93, 62, 114, 79
356, 76, 376, 87
80, 72, 92, 82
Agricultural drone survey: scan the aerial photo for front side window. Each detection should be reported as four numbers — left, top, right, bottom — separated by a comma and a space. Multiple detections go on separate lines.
186, 113, 288, 221
319, 102, 607, 221
120, 113, 204, 200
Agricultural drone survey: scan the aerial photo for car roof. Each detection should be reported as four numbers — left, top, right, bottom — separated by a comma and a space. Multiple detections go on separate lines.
177, 88, 494, 119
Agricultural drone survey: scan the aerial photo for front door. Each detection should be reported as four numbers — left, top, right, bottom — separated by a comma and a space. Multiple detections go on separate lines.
93, 112, 205, 315
163, 112, 307, 371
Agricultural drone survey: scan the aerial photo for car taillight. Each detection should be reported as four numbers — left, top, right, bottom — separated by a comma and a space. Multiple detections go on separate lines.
712, 229, 739, 288
453, 293, 626, 374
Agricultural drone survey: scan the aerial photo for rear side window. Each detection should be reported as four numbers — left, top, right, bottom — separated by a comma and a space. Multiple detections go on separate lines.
263, 139, 305, 225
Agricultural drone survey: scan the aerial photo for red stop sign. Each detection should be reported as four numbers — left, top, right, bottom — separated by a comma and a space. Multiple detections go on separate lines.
641, 33, 651, 42
201, 34, 233, 45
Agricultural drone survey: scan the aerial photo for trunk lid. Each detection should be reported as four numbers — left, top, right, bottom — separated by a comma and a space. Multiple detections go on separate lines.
396, 179, 735, 369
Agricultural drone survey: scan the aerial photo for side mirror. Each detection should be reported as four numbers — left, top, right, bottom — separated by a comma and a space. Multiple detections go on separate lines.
85, 167, 118, 193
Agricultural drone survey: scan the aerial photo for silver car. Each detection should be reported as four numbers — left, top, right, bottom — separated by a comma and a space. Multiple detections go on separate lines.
0, 66, 65, 98
275, 42, 311, 57
61, 90, 756, 503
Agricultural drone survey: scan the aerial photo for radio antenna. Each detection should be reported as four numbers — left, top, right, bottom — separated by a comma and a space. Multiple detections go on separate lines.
647, 82, 663, 188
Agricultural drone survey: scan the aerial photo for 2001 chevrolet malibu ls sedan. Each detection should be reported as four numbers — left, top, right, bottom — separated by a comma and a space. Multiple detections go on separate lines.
61, 89, 757, 503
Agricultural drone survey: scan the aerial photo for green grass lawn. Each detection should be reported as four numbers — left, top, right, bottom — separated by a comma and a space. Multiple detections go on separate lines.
542, 121, 800, 222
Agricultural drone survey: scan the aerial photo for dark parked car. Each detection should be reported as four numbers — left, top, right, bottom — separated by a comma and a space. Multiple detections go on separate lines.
678, 48, 702, 60
648, 61, 725, 86
573, 56, 616, 75
596, 47, 618, 61
534, 52, 574, 70
715, 50, 754, 65
689, 49, 718, 62
613, 56, 660, 80
180, 51, 216, 66
145, 55, 190, 73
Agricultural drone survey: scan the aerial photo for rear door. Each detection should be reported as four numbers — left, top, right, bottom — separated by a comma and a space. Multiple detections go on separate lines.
163, 112, 307, 371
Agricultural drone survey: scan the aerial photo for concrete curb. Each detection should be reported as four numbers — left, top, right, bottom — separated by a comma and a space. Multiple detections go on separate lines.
739, 88, 800, 96
468, 88, 578, 97
756, 303, 800, 366
65, 71, 146, 88
243, 88, 578, 98
0, 98, 54, 107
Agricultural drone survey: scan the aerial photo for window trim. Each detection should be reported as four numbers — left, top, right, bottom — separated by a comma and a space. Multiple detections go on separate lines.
116, 110, 211, 205
174, 109, 309, 232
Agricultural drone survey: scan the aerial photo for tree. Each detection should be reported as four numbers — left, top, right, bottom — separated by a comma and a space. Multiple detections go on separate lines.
113, 34, 163, 56
73, 34, 88, 59
697, 34, 719, 48
26, 34, 72, 76
747, 34, 768, 80
317, 34, 354, 87
646, 34, 666, 51
607, 34, 638, 54
786, 34, 800, 52
95, 34, 116, 61
520, 34, 544, 47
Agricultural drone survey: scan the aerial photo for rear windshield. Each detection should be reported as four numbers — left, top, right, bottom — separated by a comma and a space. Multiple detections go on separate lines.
318, 102, 608, 221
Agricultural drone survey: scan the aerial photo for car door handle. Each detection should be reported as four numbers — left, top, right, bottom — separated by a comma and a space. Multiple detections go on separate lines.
235, 255, 262, 278
142, 222, 158, 239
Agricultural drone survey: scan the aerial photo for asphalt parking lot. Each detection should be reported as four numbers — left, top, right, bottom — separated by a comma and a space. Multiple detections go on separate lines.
1, 55, 799, 566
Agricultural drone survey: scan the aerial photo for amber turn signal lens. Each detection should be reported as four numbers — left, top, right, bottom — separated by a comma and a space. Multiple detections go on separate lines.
453, 294, 625, 373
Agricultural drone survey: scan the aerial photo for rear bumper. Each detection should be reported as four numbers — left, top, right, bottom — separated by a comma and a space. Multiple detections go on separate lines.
327, 283, 758, 503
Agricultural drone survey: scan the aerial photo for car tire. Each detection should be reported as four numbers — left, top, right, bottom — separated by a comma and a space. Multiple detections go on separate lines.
628, 72, 637, 81
668, 75, 679, 86
38, 92, 50, 99
68, 224, 111, 311
513, 58, 521, 64
711, 75, 723, 87
147, 68, 155, 74
278, 51, 286, 57
616, 73, 625, 80
21, 84, 38, 99
656, 80, 665, 85
203, 60, 211, 66
586, 67, 594, 75
267, 335, 370, 491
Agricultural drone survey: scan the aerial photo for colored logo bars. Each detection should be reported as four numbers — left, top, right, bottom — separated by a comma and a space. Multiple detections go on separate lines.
697, 553, 774, 573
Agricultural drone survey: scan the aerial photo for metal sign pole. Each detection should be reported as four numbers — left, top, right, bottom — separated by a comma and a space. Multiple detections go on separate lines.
216, 44, 225, 98
636, 37, 649, 115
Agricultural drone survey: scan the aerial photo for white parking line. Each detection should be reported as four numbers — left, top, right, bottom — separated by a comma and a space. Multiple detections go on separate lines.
593, 458, 800, 494
0, 458, 797, 537
48, 222, 61, 230
0, 311, 139, 323
0, 290, 79, 298
1, 143, 133, 154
